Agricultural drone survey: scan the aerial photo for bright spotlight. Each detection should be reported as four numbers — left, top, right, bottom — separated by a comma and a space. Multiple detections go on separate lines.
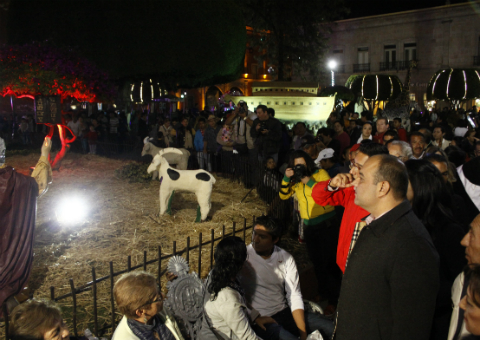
328, 60, 337, 70
55, 196, 89, 225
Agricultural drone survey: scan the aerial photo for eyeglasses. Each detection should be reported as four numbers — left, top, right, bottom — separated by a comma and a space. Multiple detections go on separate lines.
136, 293, 163, 310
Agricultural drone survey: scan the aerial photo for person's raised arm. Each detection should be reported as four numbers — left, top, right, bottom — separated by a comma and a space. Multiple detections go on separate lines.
32, 136, 52, 197
279, 169, 294, 200
311, 173, 356, 207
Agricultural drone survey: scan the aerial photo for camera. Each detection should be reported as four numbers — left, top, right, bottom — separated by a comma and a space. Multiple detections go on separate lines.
292, 164, 308, 183
259, 122, 267, 132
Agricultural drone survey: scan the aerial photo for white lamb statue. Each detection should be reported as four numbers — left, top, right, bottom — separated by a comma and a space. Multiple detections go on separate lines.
147, 149, 216, 222
142, 137, 190, 180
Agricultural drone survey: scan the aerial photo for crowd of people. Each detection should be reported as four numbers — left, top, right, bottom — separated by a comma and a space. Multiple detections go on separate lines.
5, 103, 480, 340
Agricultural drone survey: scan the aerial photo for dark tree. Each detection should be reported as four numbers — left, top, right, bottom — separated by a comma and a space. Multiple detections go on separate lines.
7, 0, 246, 88
241, 0, 348, 81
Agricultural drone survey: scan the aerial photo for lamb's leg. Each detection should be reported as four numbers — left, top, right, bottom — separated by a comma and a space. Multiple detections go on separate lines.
159, 187, 174, 215
196, 189, 212, 222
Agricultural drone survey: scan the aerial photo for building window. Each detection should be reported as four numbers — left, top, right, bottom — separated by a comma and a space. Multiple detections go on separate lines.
404, 43, 417, 61
357, 47, 369, 64
384, 45, 396, 67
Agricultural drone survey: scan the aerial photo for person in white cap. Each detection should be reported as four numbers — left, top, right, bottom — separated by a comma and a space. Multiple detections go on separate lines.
315, 148, 341, 178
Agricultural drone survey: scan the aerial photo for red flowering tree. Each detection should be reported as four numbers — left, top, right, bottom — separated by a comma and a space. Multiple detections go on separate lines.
0, 43, 116, 102
0, 43, 117, 168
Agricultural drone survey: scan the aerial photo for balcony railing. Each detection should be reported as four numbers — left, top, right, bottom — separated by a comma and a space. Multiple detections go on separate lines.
379, 61, 418, 71
353, 63, 370, 72
474, 56, 480, 66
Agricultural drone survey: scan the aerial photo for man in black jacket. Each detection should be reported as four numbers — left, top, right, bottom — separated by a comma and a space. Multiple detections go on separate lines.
335, 154, 439, 340
250, 105, 282, 165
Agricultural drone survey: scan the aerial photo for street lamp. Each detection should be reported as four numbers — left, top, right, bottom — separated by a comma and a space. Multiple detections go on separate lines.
328, 60, 337, 86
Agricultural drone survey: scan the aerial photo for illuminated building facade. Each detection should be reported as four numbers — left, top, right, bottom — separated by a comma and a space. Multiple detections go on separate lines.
324, 1, 480, 108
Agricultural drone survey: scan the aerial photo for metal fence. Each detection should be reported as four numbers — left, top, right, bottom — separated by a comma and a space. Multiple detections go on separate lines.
1, 219, 257, 340
1, 146, 294, 340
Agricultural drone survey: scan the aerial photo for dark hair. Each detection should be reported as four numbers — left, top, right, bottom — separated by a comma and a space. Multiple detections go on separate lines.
208, 236, 247, 299
394, 118, 402, 124
287, 150, 317, 177
361, 121, 373, 128
452, 136, 464, 146
334, 120, 344, 127
467, 264, 480, 307
410, 131, 425, 143
424, 153, 448, 166
254, 215, 284, 241
373, 155, 408, 200
445, 145, 467, 167
257, 105, 268, 113
376, 117, 388, 125
405, 159, 456, 234
317, 127, 335, 138
433, 124, 445, 134
419, 129, 433, 144
267, 108, 275, 117
198, 117, 206, 123
358, 142, 389, 157
384, 130, 399, 139
296, 122, 306, 129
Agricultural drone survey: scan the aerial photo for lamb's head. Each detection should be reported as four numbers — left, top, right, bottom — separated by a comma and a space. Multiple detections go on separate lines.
147, 153, 169, 174
141, 137, 154, 156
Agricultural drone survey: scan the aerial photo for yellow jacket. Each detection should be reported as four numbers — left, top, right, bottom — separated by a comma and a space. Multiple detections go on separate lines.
279, 169, 335, 225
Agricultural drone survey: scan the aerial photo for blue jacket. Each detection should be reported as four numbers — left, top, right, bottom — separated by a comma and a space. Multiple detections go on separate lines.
194, 129, 205, 151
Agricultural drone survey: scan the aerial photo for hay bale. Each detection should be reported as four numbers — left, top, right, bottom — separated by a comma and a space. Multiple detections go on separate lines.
0, 152, 309, 338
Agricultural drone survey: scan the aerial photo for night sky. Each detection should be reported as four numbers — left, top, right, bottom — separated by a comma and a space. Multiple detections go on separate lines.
344, 0, 468, 19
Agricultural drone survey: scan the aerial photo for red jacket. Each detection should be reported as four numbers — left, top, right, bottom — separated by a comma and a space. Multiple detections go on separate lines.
397, 128, 408, 142
311, 180, 369, 273
373, 131, 386, 144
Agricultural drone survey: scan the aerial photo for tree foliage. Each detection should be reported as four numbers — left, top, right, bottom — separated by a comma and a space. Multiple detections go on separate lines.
319, 85, 355, 102
345, 74, 403, 101
241, 0, 348, 81
7, 0, 246, 88
427, 68, 480, 101
0, 43, 116, 102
